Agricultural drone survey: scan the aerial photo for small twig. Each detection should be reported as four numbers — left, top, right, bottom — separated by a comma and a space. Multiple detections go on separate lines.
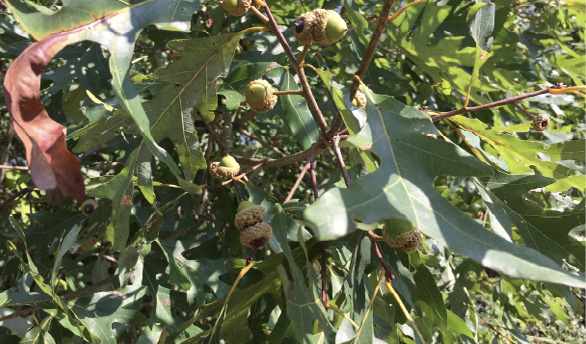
329, 0, 396, 138
366, 230, 385, 241
331, 136, 351, 188
0, 165, 28, 170
510, 102, 535, 120
273, 90, 304, 96
263, 3, 329, 136
238, 129, 288, 158
324, 302, 360, 329
467, 304, 515, 343
195, 106, 225, 151
232, 111, 258, 129
309, 161, 319, 201
232, 139, 329, 168
249, 6, 269, 24
298, 45, 310, 65
0, 276, 114, 322
202, 162, 264, 189
430, 87, 554, 122
284, 162, 311, 203
320, 250, 328, 305
370, 237, 394, 280
220, 112, 233, 156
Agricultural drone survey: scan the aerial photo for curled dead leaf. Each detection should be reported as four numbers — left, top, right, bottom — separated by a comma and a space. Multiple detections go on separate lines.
3, 33, 86, 203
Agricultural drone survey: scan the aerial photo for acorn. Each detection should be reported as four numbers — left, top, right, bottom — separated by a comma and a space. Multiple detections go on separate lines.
246, 79, 277, 113
221, 0, 252, 16
294, 9, 347, 46
352, 86, 367, 110
81, 199, 98, 216
209, 155, 240, 179
234, 202, 272, 247
532, 114, 549, 131
382, 219, 422, 254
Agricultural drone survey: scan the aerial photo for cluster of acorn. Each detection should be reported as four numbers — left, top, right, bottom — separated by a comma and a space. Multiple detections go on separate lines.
234, 201, 272, 247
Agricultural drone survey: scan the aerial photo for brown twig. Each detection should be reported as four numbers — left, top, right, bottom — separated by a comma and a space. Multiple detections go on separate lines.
284, 162, 311, 203
366, 230, 385, 241
510, 102, 535, 120
238, 128, 288, 158
309, 160, 319, 201
273, 90, 304, 96
329, 0, 396, 138
331, 136, 351, 188
0, 165, 28, 170
202, 162, 264, 189
430, 87, 552, 122
0, 276, 114, 322
233, 139, 329, 168
195, 106, 225, 151
232, 110, 258, 129
370, 234, 394, 281
321, 250, 328, 305
263, 4, 329, 136
220, 112, 233, 156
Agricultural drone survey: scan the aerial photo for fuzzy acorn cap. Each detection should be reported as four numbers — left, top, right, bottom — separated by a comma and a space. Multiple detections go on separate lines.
352, 87, 367, 110
81, 199, 98, 216
400, 230, 423, 254
221, 0, 252, 16
240, 222, 272, 247
532, 114, 549, 131
246, 79, 278, 113
217, 155, 240, 178
294, 10, 318, 45
209, 161, 221, 178
294, 10, 347, 46
234, 205, 266, 231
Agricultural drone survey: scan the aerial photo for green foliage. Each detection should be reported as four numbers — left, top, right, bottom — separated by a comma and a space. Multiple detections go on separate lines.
1, 0, 584, 343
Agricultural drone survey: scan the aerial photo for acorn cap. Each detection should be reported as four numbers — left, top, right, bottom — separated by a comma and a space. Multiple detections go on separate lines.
81, 199, 98, 216
246, 79, 277, 113
294, 11, 318, 45
209, 161, 222, 178
240, 222, 272, 247
532, 114, 549, 131
400, 230, 423, 254
234, 205, 266, 231
221, 0, 252, 16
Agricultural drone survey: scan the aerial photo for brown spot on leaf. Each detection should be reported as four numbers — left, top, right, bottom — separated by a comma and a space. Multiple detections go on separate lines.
3, 33, 85, 203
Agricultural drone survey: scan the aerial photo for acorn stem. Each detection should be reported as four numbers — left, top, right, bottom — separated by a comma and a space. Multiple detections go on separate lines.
511, 102, 535, 120
273, 90, 303, 96
249, 6, 269, 24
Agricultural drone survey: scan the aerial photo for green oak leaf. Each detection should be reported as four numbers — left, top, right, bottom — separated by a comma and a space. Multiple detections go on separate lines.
477, 172, 585, 271
304, 92, 585, 288
451, 115, 585, 192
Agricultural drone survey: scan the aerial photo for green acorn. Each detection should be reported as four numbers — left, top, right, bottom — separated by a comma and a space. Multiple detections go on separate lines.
294, 9, 347, 46
209, 155, 240, 179
221, 0, 252, 16
246, 79, 277, 113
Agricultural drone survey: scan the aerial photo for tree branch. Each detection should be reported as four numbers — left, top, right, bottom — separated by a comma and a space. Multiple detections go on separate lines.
328, 0, 396, 137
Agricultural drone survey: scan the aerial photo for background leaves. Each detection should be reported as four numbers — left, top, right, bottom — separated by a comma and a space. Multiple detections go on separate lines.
0, 0, 584, 343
